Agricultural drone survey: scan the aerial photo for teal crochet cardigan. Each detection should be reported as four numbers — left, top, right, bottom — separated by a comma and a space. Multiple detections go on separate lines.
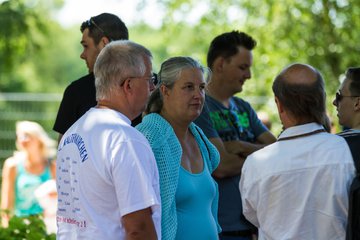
136, 113, 221, 240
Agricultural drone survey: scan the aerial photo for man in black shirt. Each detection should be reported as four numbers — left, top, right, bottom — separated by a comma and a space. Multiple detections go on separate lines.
333, 67, 360, 134
54, 13, 142, 141
333, 67, 360, 148
333, 67, 360, 240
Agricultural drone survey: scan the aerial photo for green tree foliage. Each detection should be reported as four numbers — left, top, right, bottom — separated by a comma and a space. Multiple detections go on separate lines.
6, 0, 358, 96
152, 0, 360, 131
0, 0, 44, 70
1, 0, 359, 129
0, 0, 85, 92
0, 0, 47, 91
156, 0, 359, 93
28, 24, 87, 92
0, 213, 55, 239
241, 0, 360, 93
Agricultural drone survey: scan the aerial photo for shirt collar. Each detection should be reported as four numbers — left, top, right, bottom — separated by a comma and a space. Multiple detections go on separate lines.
91, 107, 131, 125
278, 122, 325, 141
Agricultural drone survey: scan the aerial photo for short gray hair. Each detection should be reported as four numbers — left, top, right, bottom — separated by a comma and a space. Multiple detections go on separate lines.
146, 56, 209, 114
94, 40, 152, 100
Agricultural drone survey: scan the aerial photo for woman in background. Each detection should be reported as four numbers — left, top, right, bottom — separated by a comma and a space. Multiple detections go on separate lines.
136, 56, 221, 240
1, 121, 56, 227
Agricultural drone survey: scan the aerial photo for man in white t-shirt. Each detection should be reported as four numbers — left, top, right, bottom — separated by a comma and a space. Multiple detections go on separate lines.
56, 40, 160, 240
240, 63, 355, 240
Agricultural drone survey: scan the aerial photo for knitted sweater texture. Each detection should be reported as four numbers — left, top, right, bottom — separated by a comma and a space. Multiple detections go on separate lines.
136, 113, 221, 240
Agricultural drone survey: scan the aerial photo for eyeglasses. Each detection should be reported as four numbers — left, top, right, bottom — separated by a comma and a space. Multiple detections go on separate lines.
335, 91, 360, 104
122, 73, 158, 86
152, 73, 158, 85
86, 17, 111, 40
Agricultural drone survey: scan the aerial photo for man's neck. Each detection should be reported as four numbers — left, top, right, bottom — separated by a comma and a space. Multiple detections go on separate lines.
96, 99, 134, 120
207, 79, 232, 108
351, 116, 360, 130
351, 125, 360, 130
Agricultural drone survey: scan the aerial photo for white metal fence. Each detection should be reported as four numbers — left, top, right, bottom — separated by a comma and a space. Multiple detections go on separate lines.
0, 92, 272, 166
0, 92, 62, 163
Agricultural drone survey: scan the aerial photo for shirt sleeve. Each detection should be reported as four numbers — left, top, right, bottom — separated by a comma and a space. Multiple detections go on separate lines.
53, 85, 78, 135
111, 140, 160, 217
239, 157, 260, 227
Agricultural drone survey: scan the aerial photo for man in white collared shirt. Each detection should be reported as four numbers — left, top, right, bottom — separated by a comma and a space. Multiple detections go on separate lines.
239, 63, 355, 240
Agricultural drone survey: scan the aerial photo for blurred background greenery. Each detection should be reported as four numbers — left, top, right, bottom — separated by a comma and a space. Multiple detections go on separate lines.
1, 0, 359, 163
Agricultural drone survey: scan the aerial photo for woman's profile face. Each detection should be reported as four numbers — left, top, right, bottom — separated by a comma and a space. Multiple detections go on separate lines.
163, 67, 206, 122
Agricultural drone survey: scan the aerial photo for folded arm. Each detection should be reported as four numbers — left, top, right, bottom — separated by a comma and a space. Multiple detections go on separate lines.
225, 131, 276, 157
211, 131, 276, 178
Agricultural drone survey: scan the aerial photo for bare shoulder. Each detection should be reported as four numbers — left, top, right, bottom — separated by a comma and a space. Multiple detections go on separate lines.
2, 156, 20, 172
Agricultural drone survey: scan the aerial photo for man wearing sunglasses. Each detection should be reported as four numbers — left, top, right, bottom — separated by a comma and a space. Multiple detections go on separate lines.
333, 67, 360, 240
54, 13, 138, 142
333, 67, 360, 132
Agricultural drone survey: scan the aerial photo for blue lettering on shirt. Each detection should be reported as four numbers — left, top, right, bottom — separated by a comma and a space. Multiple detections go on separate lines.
62, 133, 89, 162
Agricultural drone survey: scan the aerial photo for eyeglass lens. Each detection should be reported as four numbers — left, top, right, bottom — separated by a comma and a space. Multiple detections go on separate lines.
152, 73, 158, 85
336, 92, 342, 103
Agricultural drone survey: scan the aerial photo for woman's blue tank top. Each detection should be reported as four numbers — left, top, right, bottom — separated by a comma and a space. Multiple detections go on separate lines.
15, 160, 51, 216
175, 157, 218, 239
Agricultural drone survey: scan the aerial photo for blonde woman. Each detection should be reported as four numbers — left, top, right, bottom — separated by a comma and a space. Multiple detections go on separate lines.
1, 121, 56, 227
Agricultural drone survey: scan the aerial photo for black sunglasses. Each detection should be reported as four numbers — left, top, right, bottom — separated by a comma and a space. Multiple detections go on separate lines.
86, 18, 112, 40
335, 91, 360, 104
152, 73, 158, 85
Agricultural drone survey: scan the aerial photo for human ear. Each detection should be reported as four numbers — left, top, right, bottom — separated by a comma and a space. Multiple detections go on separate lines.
213, 57, 225, 73
160, 85, 169, 97
103, 36, 110, 45
98, 36, 110, 49
275, 97, 283, 114
354, 97, 360, 111
121, 78, 132, 93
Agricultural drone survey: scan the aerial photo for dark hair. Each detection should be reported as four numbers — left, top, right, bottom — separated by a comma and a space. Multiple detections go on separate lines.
80, 13, 128, 45
207, 31, 257, 69
272, 67, 331, 132
346, 67, 360, 96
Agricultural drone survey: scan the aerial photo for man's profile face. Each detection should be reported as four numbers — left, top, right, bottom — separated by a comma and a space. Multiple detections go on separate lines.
80, 28, 103, 73
333, 78, 354, 128
220, 46, 253, 95
129, 57, 154, 116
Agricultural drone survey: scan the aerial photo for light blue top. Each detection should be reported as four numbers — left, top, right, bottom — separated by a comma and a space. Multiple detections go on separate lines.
195, 95, 268, 232
136, 113, 221, 240
175, 159, 218, 240
15, 160, 51, 216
